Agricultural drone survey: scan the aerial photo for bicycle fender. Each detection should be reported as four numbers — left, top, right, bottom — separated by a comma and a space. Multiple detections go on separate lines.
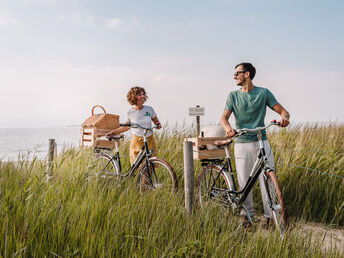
98, 152, 113, 160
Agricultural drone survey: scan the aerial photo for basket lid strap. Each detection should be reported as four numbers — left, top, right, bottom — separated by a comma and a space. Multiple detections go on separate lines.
92, 105, 107, 115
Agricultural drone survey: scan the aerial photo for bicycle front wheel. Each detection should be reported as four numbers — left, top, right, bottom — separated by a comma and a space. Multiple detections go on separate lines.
266, 171, 288, 234
197, 165, 233, 209
93, 152, 120, 178
138, 157, 178, 192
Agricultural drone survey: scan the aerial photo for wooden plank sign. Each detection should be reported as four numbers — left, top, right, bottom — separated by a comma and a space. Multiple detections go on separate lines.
189, 107, 205, 116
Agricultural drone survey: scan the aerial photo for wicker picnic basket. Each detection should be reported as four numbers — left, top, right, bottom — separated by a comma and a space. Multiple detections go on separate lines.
80, 105, 120, 148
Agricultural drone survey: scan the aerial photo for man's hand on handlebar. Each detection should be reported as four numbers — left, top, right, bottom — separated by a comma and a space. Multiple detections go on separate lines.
225, 128, 237, 138
278, 117, 289, 127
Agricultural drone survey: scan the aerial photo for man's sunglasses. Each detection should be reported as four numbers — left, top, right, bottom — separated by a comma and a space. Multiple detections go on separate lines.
234, 70, 247, 76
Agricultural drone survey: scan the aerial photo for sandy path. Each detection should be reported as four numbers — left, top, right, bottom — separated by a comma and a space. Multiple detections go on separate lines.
300, 223, 344, 254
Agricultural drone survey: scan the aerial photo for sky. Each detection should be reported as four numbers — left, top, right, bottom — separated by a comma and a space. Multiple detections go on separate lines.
0, 0, 343, 128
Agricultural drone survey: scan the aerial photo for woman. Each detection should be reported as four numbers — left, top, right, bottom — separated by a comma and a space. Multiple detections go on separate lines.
108, 86, 161, 164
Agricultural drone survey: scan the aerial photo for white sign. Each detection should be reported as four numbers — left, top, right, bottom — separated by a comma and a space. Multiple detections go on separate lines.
189, 107, 205, 116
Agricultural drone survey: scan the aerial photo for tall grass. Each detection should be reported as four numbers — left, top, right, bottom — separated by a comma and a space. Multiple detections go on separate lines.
269, 123, 344, 225
0, 123, 343, 256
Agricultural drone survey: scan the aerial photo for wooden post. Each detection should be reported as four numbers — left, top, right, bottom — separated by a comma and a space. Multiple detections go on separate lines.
46, 139, 55, 182
196, 105, 200, 136
54, 142, 57, 158
184, 141, 194, 215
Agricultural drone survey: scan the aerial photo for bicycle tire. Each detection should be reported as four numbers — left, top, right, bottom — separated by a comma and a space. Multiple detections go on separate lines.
197, 165, 234, 209
266, 171, 288, 234
93, 152, 120, 178
137, 157, 178, 192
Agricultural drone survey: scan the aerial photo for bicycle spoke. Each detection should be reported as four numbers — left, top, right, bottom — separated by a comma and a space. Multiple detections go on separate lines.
88, 152, 120, 180
137, 158, 177, 192
198, 165, 233, 209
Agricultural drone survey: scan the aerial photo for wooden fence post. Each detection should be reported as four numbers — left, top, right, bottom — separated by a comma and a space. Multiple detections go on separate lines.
196, 105, 200, 136
184, 141, 194, 215
46, 139, 55, 182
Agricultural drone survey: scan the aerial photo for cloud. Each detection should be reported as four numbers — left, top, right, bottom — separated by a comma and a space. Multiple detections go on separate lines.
58, 11, 95, 25
57, 12, 139, 31
0, 59, 211, 127
0, 9, 18, 25
105, 17, 146, 32
22, 0, 56, 5
130, 18, 145, 32
22, 0, 80, 6
106, 18, 122, 30
58, 11, 144, 32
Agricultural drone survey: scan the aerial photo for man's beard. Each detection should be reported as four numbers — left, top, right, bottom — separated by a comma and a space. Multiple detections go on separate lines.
236, 78, 246, 86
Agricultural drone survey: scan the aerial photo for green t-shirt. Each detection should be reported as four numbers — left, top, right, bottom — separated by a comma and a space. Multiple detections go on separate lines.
225, 86, 278, 143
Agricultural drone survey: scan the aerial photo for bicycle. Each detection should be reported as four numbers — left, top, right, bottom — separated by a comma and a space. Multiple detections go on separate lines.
197, 120, 288, 236
89, 122, 178, 192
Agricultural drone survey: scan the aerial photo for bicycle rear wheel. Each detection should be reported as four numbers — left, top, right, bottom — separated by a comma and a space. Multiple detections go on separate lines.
137, 157, 178, 192
92, 152, 120, 178
197, 165, 234, 209
266, 171, 288, 235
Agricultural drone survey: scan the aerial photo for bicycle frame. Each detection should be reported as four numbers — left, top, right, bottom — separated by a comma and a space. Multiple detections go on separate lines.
209, 128, 274, 208
105, 128, 155, 179
198, 121, 287, 233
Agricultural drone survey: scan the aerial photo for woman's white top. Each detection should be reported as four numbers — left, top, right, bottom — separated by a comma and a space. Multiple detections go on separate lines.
127, 105, 157, 137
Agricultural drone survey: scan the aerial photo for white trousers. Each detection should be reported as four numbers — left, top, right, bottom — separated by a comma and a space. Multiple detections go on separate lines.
234, 140, 274, 218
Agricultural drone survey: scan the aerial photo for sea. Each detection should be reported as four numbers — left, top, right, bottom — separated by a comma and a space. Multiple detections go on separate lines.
0, 126, 81, 161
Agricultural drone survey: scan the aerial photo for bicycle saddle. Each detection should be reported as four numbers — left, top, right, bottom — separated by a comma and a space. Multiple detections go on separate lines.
107, 134, 124, 141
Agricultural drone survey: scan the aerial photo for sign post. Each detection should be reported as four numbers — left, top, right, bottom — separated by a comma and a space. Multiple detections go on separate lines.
188, 105, 205, 136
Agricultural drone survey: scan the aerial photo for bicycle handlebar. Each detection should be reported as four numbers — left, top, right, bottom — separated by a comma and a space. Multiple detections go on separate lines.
119, 122, 159, 132
235, 120, 280, 136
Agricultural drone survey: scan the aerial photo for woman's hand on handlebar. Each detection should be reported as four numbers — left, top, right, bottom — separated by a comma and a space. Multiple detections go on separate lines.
155, 122, 161, 130
107, 125, 130, 136
152, 117, 161, 130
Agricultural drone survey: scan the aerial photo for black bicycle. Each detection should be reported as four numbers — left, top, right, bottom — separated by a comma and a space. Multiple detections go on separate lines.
197, 121, 288, 236
89, 122, 178, 192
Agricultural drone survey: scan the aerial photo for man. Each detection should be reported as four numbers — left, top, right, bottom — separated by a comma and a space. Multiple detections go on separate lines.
220, 62, 290, 224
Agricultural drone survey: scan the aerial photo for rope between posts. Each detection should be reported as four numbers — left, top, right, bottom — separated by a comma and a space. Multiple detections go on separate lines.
0, 143, 75, 153
191, 149, 344, 179
275, 161, 344, 179
0, 146, 47, 152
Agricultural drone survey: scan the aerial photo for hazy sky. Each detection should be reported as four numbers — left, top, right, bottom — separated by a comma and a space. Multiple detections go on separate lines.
0, 0, 343, 128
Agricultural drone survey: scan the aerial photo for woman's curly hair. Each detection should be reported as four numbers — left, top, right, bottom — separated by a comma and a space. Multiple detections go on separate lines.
127, 86, 147, 105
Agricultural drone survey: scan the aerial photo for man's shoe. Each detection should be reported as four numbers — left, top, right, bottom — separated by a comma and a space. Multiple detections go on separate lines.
239, 216, 252, 229
261, 217, 273, 229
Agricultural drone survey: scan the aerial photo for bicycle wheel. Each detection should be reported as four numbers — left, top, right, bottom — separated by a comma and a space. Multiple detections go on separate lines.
266, 171, 288, 234
92, 152, 120, 178
197, 165, 234, 209
137, 157, 178, 192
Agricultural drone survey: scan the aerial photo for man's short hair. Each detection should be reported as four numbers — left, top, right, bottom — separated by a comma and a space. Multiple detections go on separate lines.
235, 62, 256, 80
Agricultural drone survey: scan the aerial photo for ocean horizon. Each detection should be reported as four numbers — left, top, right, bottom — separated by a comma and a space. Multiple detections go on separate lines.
0, 126, 81, 161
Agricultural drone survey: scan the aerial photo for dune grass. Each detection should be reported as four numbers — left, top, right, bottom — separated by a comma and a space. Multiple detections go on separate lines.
0, 123, 343, 257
